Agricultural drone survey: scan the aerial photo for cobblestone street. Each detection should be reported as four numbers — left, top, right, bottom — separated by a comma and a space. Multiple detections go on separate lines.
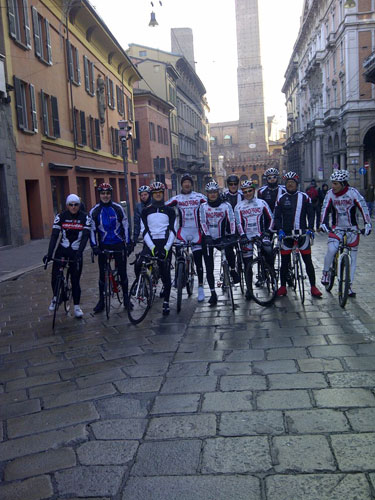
1, 233, 375, 499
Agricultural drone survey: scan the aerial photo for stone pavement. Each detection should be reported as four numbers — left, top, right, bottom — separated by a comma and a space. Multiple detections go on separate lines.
0, 233, 375, 499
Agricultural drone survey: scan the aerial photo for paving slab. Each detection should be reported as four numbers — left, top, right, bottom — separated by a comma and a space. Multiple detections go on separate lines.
0, 475, 54, 500
219, 410, 284, 436
145, 414, 217, 440
77, 440, 139, 465
313, 388, 375, 408
331, 433, 375, 471
55, 465, 125, 497
285, 409, 350, 434
346, 408, 375, 432
90, 419, 148, 440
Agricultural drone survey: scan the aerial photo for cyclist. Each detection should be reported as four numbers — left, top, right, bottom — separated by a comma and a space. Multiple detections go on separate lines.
140, 181, 176, 316
199, 180, 236, 306
257, 167, 286, 213
90, 183, 132, 312
235, 180, 274, 300
133, 185, 152, 246
223, 174, 243, 210
165, 174, 207, 302
43, 194, 91, 318
273, 172, 322, 298
320, 169, 371, 297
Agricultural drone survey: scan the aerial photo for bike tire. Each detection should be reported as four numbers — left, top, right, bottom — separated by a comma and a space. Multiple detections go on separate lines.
52, 276, 62, 331
295, 253, 305, 304
176, 261, 184, 313
223, 261, 235, 312
128, 273, 153, 324
104, 272, 111, 320
273, 246, 281, 285
63, 269, 72, 313
186, 255, 195, 296
246, 258, 277, 306
338, 253, 350, 308
111, 270, 122, 305
325, 254, 337, 292
236, 249, 245, 294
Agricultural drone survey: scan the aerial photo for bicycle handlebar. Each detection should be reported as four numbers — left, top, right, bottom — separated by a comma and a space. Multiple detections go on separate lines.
207, 237, 239, 249
331, 227, 365, 235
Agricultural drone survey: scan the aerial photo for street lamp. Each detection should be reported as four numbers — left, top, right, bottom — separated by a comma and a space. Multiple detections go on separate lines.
118, 119, 133, 234
344, 0, 356, 7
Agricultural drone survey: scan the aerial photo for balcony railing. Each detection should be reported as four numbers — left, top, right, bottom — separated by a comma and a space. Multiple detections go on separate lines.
323, 107, 340, 124
327, 32, 336, 48
363, 51, 375, 84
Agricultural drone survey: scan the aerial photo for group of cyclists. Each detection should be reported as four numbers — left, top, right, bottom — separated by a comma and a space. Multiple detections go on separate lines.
43, 166, 372, 318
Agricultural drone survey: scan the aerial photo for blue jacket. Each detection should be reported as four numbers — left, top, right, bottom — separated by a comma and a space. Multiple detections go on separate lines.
133, 198, 152, 242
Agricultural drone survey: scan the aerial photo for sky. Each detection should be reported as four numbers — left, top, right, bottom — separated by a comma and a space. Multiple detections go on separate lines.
92, 0, 304, 126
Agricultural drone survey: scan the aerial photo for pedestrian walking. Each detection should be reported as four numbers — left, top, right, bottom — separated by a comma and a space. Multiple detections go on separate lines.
306, 179, 320, 231
365, 184, 375, 217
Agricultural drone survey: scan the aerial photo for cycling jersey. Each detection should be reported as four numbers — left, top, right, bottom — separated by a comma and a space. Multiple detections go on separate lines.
223, 189, 243, 210
142, 204, 176, 251
273, 191, 314, 234
320, 186, 371, 229
165, 191, 206, 244
199, 201, 236, 240
133, 198, 152, 242
90, 201, 130, 246
235, 198, 273, 238
257, 185, 286, 213
48, 210, 91, 254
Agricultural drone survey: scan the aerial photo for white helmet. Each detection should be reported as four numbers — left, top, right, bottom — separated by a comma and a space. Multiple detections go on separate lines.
283, 171, 299, 183
138, 185, 150, 193
241, 180, 256, 189
330, 169, 349, 182
205, 181, 220, 192
264, 167, 279, 177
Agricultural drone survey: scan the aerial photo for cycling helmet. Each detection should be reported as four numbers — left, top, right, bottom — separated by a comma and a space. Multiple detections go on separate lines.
330, 169, 349, 182
138, 185, 150, 194
241, 180, 256, 189
227, 175, 239, 184
283, 171, 299, 183
264, 167, 279, 177
150, 181, 165, 192
181, 174, 193, 185
205, 181, 220, 192
97, 182, 113, 192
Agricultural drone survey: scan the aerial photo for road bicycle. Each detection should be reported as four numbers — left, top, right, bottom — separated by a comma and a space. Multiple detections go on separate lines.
234, 242, 245, 295
173, 242, 195, 312
93, 249, 123, 319
281, 231, 307, 304
324, 227, 363, 308
272, 236, 281, 284
45, 257, 74, 330
128, 255, 162, 324
244, 236, 278, 306
208, 237, 238, 312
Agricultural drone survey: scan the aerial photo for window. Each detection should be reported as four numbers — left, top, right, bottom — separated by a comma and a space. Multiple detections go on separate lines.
163, 128, 169, 145
116, 85, 125, 116
340, 40, 344, 64
106, 76, 115, 109
134, 121, 140, 150
13, 76, 37, 132
126, 96, 134, 121
31, 7, 52, 64
149, 122, 155, 141
7, 0, 31, 49
157, 125, 163, 143
340, 79, 345, 104
88, 116, 101, 150
110, 127, 119, 155
66, 40, 81, 85
83, 56, 95, 96
224, 134, 232, 146
41, 90, 60, 138
139, 50, 147, 57
73, 108, 86, 146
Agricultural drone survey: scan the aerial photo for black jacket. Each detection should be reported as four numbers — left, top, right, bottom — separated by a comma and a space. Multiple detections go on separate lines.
47, 210, 91, 256
273, 191, 314, 234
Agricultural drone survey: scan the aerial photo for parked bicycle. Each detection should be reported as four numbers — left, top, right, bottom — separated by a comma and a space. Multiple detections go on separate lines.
281, 231, 306, 304
92, 249, 123, 319
324, 227, 364, 308
128, 255, 161, 324
45, 257, 74, 330
244, 236, 278, 306
174, 242, 195, 312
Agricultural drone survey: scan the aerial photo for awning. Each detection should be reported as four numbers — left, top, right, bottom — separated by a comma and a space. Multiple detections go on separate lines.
49, 162, 73, 170
75, 165, 123, 175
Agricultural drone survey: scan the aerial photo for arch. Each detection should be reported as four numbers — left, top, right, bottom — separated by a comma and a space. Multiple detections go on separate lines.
240, 175, 248, 182
86, 25, 97, 42
363, 126, 375, 187
327, 136, 333, 153
251, 174, 259, 185
333, 133, 340, 152
341, 129, 347, 149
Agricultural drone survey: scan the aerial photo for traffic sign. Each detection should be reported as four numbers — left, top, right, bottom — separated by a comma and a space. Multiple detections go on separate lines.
364, 161, 370, 169
359, 167, 367, 175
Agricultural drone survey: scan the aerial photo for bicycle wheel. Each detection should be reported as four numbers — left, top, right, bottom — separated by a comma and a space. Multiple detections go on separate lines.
338, 253, 350, 308
111, 270, 122, 305
104, 271, 111, 320
246, 258, 277, 306
128, 273, 153, 324
295, 253, 305, 304
176, 261, 185, 313
52, 276, 63, 330
273, 246, 281, 284
325, 253, 337, 292
223, 261, 235, 311
236, 249, 245, 294
63, 270, 72, 313
186, 254, 195, 296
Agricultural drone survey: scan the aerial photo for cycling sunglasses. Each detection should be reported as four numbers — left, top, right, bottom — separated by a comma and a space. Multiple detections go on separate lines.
242, 189, 254, 194
68, 203, 80, 206
267, 175, 278, 180
228, 182, 239, 186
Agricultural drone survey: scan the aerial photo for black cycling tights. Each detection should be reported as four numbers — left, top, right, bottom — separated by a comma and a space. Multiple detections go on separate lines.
203, 247, 216, 291
51, 247, 82, 305
280, 252, 316, 287
193, 249, 204, 286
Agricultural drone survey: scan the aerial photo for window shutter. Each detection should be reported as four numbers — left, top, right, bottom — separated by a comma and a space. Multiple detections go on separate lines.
116, 86, 120, 112
31, 6, 41, 57
95, 118, 101, 149
75, 47, 81, 84
7, 0, 17, 39
14, 77, 25, 130
30, 84, 37, 132
40, 90, 48, 135
88, 115, 93, 148
80, 110, 86, 145
110, 127, 114, 155
111, 81, 115, 109
115, 129, 119, 155
45, 19, 52, 64
106, 76, 110, 106
22, 0, 31, 49
135, 121, 140, 149
90, 62, 95, 95
66, 40, 73, 81
83, 56, 89, 92
51, 96, 60, 138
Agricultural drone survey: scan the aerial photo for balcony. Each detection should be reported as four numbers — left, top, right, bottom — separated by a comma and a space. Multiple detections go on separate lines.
326, 32, 336, 48
324, 107, 340, 125
287, 112, 294, 121
363, 51, 375, 84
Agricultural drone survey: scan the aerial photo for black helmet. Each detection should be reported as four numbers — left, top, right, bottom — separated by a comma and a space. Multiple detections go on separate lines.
227, 175, 239, 185
181, 174, 193, 185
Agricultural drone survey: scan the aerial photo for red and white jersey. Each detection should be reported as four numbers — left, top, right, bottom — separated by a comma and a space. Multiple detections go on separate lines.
235, 198, 273, 238
199, 201, 236, 240
165, 191, 206, 230
321, 186, 371, 229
